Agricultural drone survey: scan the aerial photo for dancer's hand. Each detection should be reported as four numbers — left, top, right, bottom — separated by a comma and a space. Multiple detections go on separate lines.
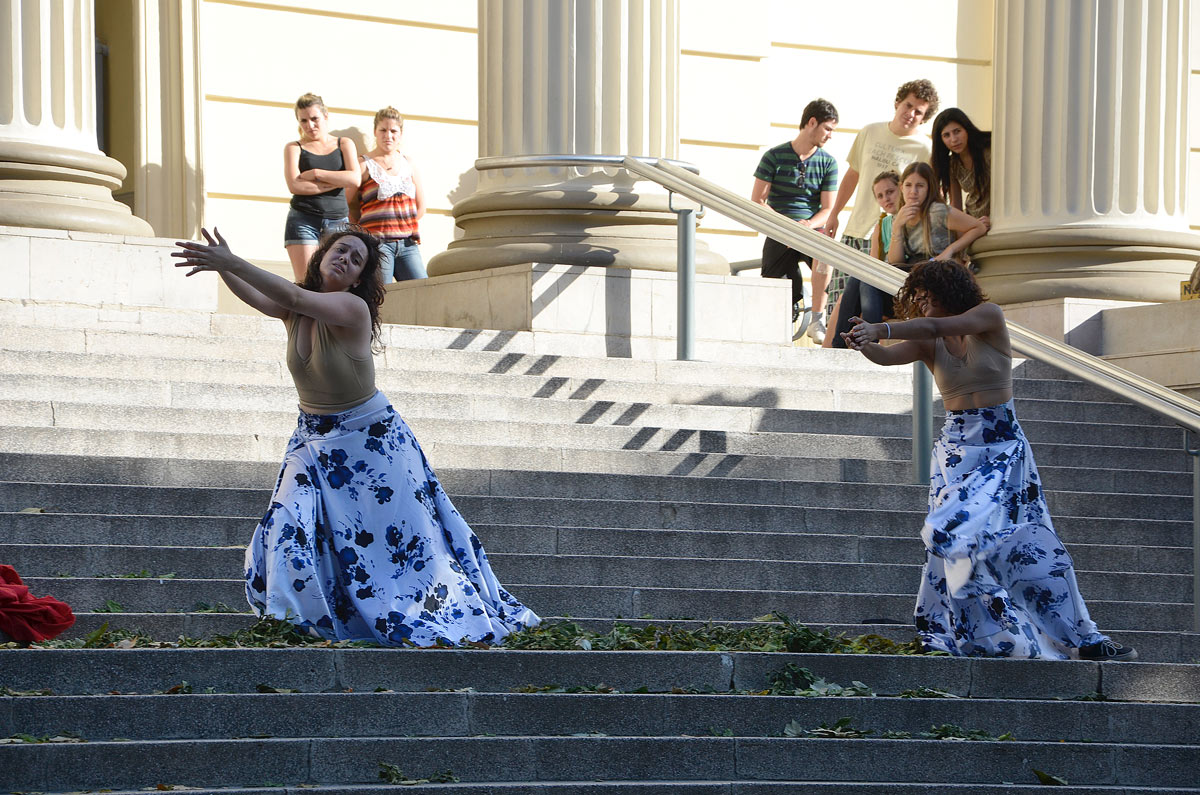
172, 228, 240, 277
846, 316, 882, 349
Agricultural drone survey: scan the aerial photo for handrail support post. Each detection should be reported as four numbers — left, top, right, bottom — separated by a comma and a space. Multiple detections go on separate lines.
1188, 432, 1200, 634
913, 363, 933, 485
670, 193, 697, 361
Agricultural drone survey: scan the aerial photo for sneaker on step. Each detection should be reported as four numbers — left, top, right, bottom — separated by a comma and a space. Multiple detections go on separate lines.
1079, 639, 1137, 661
807, 315, 826, 344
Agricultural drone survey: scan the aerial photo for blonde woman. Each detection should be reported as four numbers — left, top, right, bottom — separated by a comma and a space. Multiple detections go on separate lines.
283, 93, 360, 282
348, 107, 426, 283
887, 161, 986, 269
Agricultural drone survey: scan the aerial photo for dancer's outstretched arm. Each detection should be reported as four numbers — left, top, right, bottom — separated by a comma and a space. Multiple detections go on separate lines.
849, 302, 1004, 346
840, 319, 927, 367
173, 228, 367, 330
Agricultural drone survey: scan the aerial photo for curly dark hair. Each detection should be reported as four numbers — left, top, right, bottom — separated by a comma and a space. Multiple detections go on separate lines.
894, 79, 939, 119
931, 107, 992, 204
298, 226, 385, 350
894, 259, 987, 319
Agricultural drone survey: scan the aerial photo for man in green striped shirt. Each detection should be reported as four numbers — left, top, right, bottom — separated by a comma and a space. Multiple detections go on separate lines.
752, 98, 839, 341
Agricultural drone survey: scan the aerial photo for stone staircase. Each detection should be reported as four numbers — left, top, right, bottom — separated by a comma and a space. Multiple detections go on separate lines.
1, 300, 1198, 793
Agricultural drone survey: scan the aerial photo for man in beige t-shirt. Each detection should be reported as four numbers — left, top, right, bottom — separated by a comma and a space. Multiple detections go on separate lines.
822, 79, 939, 323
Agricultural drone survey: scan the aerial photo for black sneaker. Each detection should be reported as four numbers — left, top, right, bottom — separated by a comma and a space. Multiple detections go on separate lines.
792, 302, 801, 323
1079, 639, 1137, 661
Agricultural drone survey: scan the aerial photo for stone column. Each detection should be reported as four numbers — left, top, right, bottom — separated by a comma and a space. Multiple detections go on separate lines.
974, 0, 1200, 304
428, 0, 726, 276
0, 0, 152, 235
131, 0, 204, 240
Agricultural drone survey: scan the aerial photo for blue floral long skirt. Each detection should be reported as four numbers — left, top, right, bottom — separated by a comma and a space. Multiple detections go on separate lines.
913, 400, 1108, 659
244, 391, 540, 646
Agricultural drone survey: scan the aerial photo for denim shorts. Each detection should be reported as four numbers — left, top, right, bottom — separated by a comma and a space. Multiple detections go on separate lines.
378, 238, 427, 283
284, 208, 349, 247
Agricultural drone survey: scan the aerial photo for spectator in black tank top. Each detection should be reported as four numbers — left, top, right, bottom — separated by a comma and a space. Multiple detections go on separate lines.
283, 93, 361, 282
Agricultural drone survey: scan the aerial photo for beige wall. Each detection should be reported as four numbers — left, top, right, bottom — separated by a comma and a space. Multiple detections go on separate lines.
196, 0, 478, 276
680, 0, 994, 265
1190, 3, 1200, 235
185, 0, 1197, 277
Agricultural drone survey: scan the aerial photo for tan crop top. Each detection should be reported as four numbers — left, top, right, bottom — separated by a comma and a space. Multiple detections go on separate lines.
932, 335, 1012, 401
285, 312, 376, 414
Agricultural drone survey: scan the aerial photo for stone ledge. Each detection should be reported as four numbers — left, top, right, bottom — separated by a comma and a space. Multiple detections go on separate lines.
379, 264, 792, 358
0, 228, 216, 311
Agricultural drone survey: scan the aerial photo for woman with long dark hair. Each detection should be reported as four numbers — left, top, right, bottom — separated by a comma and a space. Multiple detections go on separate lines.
931, 108, 992, 223
172, 228, 539, 646
841, 260, 1135, 661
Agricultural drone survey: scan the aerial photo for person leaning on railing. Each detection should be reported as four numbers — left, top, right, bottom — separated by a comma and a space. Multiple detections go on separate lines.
888, 162, 987, 269
931, 107, 992, 229
826, 170, 902, 349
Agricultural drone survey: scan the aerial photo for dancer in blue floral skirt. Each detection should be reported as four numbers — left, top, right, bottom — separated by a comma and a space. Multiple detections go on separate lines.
173, 227, 539, 645
843, 260, 1135, 661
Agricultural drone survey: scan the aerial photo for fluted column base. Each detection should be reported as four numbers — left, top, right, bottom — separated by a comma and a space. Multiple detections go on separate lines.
0, 141, 153, 236
972, 227, 1200, 304
428, 188, 728, 277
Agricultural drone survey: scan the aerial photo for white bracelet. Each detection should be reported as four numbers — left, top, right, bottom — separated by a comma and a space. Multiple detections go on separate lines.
884, 322, 892, 339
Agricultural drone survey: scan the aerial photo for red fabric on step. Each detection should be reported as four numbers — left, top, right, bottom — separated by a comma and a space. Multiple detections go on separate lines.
0, 564, 76, 642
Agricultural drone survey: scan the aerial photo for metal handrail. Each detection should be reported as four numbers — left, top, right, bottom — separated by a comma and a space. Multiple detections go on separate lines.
476, 154, 701, 174
619, 154, 1200, 635
623, 156, 1200, 435
467, 151, 1200, 633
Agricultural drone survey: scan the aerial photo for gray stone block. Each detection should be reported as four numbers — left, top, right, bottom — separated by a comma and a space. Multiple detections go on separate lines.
731, 653, 972, 697
733, 737, 1115, 784
1112, 743, 1200, 787
7, 692, 470, 741
0, 648, 340, 694
308, 736, 739, 783
0, 737, 310, 790
1102, 662, 1200, 703
970, 658, 1101, 700
335, 649, 733, 694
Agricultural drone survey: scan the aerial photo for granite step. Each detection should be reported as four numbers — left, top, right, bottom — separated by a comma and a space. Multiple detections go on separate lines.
12, 784, 1197, 795
5, 517, 1188, 573
8, 691, 1200, 745
1, 476, 1188, 522
19, 577, 1187, 631
3, 648, 1195, 702
45, 612, 1198, 664
3, 501, 1190, 550
0, 369, 1171, 430
5, 513, 1192, 565
5, 734, 1200, 791
0, 427, 1188, 477
5, 547, 1189, 603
